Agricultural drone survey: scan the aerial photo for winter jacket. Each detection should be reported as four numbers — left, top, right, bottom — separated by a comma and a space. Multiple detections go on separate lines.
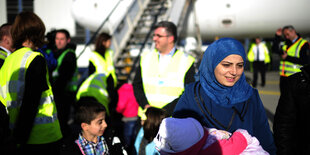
173, 82, 276, 154
116, 83, 139, 117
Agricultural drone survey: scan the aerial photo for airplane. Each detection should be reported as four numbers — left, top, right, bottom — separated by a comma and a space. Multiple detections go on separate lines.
71, 0, 310, 42
70, 0, 310, 79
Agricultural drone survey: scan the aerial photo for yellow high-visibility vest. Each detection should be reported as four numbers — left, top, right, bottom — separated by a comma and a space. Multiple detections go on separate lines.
247, 43, 270, 63
138, 49, 194, 118
89, 49, 117, 87
76, 73, 110, 115
0, 49, 7, 61
0, 47, 62, 144
279, 38, 308, 77
52, 48, 78, 92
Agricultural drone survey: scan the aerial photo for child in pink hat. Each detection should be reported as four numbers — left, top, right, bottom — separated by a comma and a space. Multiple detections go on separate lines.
154, 117, 268, 155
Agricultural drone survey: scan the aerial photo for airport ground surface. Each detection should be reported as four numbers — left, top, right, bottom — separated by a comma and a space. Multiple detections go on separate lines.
244, 71, 280, 132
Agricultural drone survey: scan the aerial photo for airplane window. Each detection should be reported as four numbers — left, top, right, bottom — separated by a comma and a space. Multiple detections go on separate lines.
222, 19, 232, 25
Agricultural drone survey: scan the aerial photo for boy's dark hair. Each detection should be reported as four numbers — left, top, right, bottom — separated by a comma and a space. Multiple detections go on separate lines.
75, 97, 106, 125
154, 21, 177, 43
143, 107, 167, 142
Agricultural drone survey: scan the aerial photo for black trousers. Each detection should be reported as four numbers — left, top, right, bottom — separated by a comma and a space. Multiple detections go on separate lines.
279, 76, 290, 95
252, 61, 266, 87
17, 139, 63, 155
54, 91, 76, 138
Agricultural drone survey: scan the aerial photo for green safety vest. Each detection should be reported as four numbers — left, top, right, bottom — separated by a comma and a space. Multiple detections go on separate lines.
0, 49, 8, 61
89, 49, 117, 87
279, 38, 308, 77
52, 48, 78, 92
76, 73, 110, 115
138, 49, 195, 118
247, 43, 270, 63
0, 47, 62, 144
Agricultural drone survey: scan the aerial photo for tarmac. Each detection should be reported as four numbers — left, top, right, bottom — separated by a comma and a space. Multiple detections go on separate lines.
244, 71, 280, 132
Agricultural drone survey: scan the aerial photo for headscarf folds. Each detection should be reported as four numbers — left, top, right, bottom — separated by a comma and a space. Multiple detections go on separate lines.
197, 38, 253, 106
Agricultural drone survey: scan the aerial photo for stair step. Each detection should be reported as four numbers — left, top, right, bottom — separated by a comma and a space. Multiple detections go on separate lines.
115, 0, 169, 82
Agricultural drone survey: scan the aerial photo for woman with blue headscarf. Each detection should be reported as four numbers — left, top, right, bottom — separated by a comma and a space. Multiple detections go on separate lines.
173, 38, 276, 154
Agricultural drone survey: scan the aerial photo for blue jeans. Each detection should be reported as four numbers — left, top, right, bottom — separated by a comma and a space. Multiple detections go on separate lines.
123, 120, 138, 147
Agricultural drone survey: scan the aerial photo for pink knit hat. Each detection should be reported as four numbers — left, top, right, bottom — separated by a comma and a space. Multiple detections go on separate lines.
154, 117, 204, 153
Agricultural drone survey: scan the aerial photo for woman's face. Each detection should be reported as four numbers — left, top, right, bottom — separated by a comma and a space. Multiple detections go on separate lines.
102, 39, 111, 48
214, 54, 244, 87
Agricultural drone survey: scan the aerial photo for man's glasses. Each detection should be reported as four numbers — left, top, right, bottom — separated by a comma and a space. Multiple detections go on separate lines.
152, 34, 170, 38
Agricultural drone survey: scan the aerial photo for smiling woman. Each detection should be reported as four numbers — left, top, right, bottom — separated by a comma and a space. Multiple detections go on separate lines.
214, 54, 244, 87
172, 38, 276, 154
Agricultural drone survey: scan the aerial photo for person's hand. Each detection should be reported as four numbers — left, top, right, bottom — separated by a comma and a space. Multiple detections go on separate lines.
144, 104, 151, 109
281, 52, 288, 60
276, 28, 282, 36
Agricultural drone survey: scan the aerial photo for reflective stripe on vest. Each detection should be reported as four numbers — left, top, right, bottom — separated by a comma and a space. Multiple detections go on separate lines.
138, 50, 194, 117
89, 50, 117, 87
52, 48, 78, 92
279, 38, 307, 76
76, 73, 110, 115
0, 47, 62, 144
0, 50, 7, 60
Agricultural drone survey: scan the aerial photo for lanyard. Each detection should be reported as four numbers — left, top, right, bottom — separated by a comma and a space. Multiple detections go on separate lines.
194, 82, 249, 130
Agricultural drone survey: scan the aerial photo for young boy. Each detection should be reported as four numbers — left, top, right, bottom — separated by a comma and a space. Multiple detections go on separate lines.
75, 99, 109, 155
61, 98, 109, 155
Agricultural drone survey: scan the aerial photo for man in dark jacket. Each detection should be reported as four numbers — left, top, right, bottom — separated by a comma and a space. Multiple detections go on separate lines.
272, 25, 310, 94
273, 65, 310, 155
52, 29, 78, 138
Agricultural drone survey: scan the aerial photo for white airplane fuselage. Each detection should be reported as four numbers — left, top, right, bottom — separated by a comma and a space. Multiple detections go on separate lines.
185, 0, 310, 41
71, 0, 310, 42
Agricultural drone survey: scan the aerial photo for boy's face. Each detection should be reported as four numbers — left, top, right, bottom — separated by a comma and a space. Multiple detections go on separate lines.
85, 112, 107, 137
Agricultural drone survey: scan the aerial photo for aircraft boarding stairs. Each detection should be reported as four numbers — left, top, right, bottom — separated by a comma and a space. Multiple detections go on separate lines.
111, 0, 194, 84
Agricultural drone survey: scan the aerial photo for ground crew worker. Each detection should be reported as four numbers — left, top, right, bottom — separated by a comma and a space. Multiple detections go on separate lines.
133, 21, 196, 118
0, 23, 14, 155
89, 32, 117, 87
0, 11, 62, 154
51, 29, 78, 138
0, 23, 13, 68
272, 25, 310, 94
89, 32, 118, 109
247, 37, 270, 87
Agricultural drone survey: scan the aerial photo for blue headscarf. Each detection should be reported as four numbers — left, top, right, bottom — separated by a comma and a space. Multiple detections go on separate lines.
197, 38, 253, 106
